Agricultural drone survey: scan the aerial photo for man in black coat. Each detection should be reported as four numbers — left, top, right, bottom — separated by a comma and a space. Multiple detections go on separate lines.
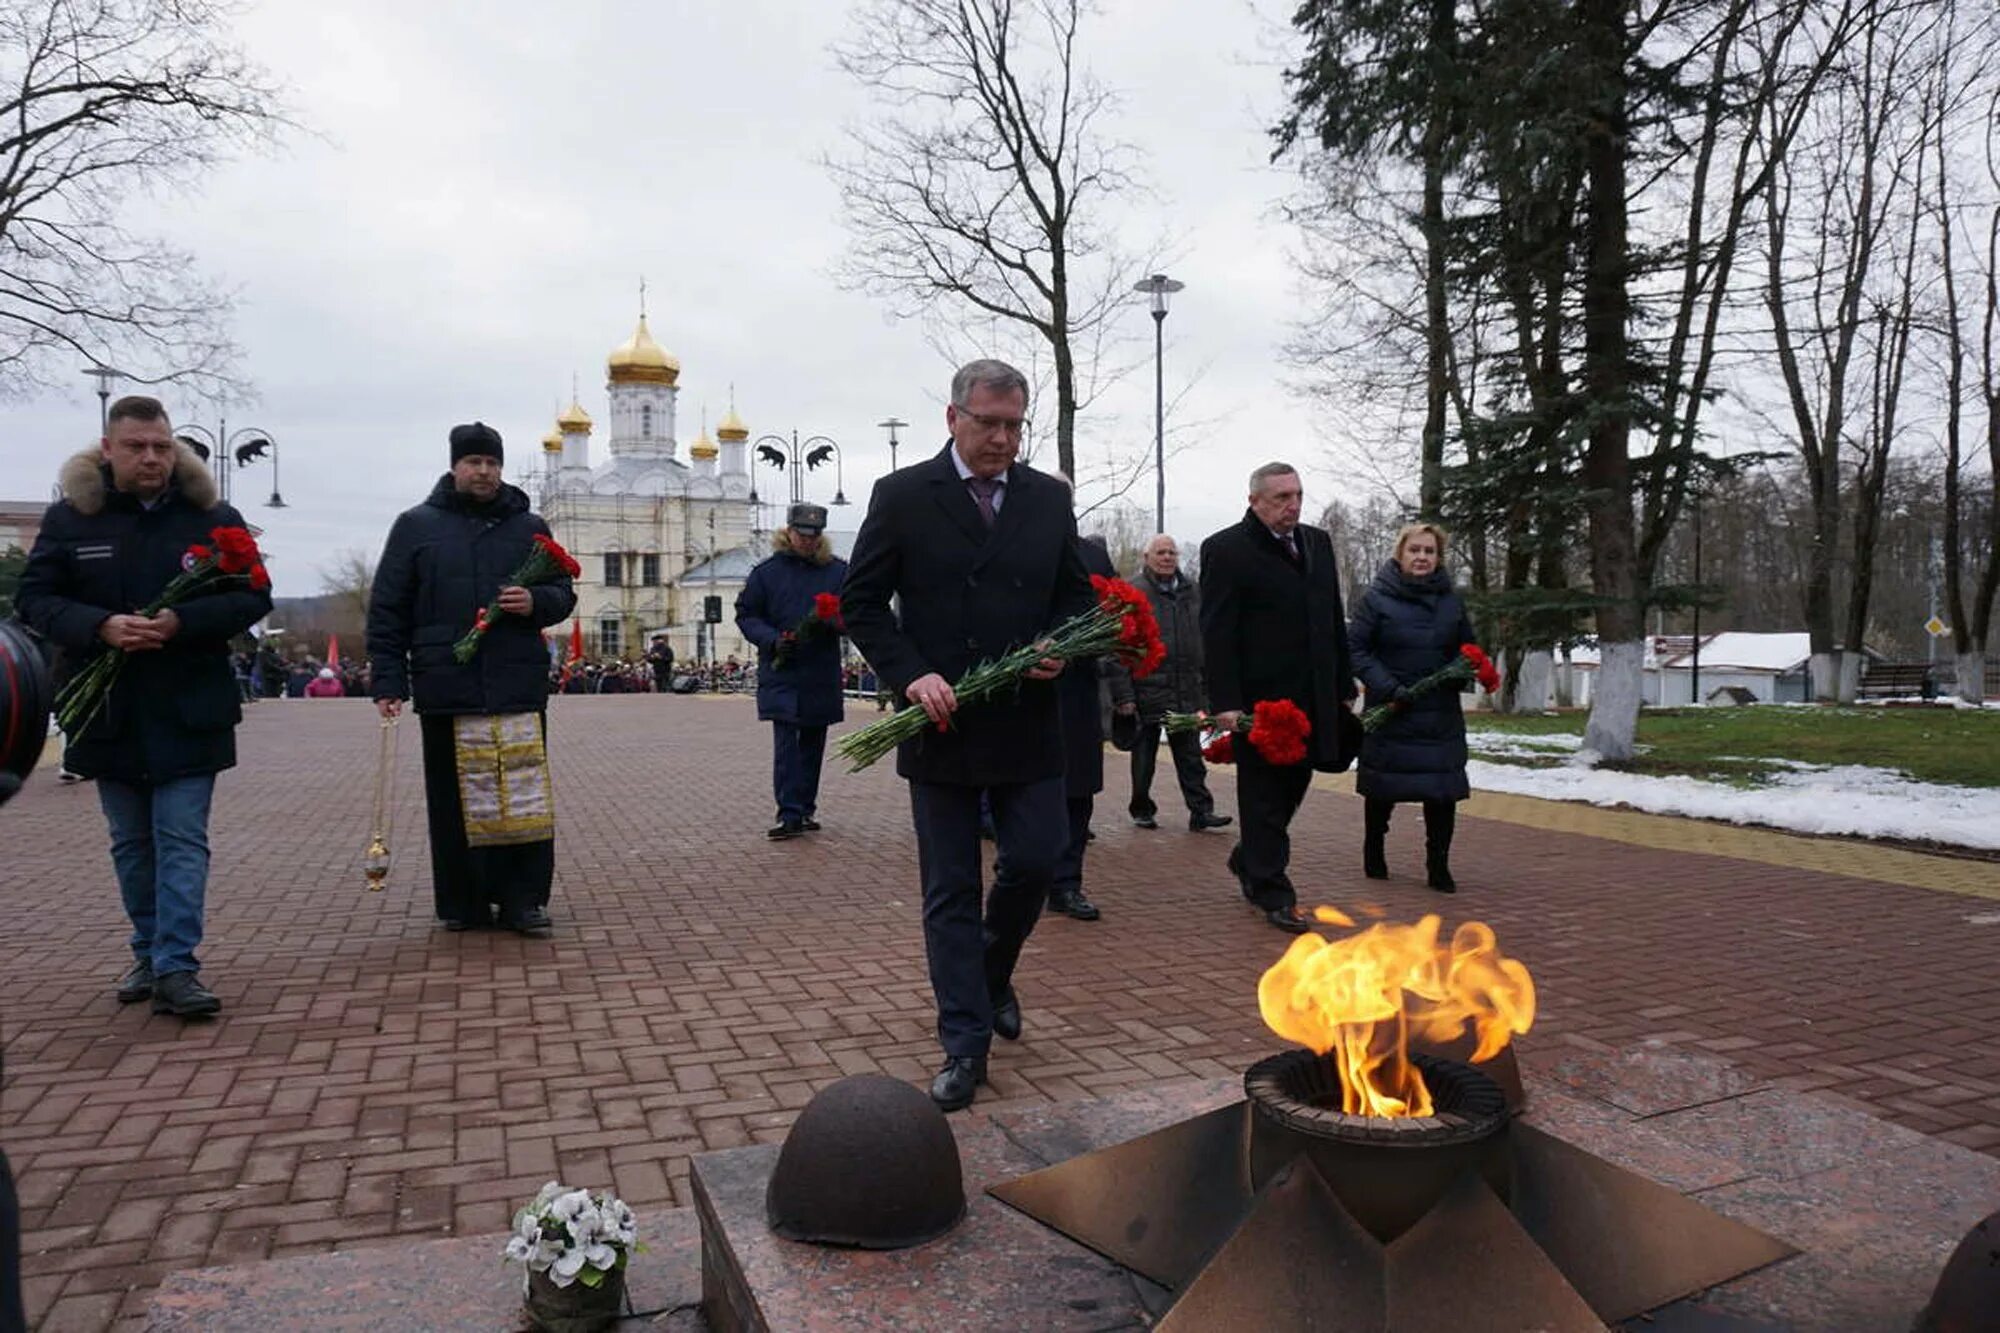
842, 359, 1094, 1111
1127, 534, 1229, 833
1199, 462, 1358, 933
368, 423, 576, 935
17, 395, 273, 1016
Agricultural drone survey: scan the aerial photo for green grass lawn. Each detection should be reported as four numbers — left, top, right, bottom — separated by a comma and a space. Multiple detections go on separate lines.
1465, 705, 2000, 789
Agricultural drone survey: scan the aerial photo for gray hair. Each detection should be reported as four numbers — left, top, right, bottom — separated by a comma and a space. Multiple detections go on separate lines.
950, 359, 1030, 408
1248, 461, 1299, 495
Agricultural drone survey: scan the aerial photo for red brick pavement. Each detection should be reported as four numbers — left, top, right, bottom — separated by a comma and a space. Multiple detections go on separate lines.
2, 695, 1997, 1329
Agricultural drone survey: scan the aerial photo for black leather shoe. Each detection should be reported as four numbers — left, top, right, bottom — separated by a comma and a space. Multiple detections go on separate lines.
929, 1055, 987, 1111
801, 818, 822, 832
115, 959, 153, 1004
1131, 814, 1159, 829
767, 820, 805, 840
1427, 854, 1458, 894
992, 990, 1022, 1041
499, 906, 553, 936
152, 971, 221, 1017
1265, 906, 1312, 935
1189, 813, 1233, 831
1050, 890, 1101, 922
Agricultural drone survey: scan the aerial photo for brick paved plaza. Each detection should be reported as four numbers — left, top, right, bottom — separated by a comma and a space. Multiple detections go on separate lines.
3, 695, 1997, 1329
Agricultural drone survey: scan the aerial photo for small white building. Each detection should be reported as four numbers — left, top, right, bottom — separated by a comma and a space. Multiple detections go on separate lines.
1548, 632, 1816, 707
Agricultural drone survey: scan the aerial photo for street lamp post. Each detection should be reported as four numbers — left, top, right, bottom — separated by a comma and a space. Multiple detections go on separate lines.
1689, 483, 1702, 705
1133, 273, 1184, 534
752, 430, 850, 510
172, 423, 281, 508
82, 365, 129, 431
877, 417, 908, 474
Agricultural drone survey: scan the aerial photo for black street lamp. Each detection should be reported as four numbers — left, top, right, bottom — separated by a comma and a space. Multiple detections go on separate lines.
1133, 273, 1184, 534
173, 423, 282, 508
877, 416, 909, 473
82, 365, 128, 431
752, 430, 849, 510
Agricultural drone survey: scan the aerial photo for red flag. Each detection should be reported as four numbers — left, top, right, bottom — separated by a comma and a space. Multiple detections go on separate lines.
568, 620, 585, 663
326, 636, 340, 670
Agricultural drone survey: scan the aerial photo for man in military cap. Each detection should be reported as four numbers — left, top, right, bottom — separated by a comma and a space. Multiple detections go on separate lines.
368, 422, 576, 934
736, 501, 849, 839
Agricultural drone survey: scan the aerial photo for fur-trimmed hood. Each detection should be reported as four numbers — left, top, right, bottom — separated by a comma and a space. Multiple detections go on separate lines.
58, 441, 218, 516
770, 527, 836, 566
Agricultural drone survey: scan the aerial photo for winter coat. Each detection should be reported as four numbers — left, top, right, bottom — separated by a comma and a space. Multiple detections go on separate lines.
1347, 560, 1478, 803
1199, 511, 1359, 773
1129, 567, 1204, 720
305, 675, 344, 698
16, 443, 273, 783
366, 476, 576, 716
841, 445, 1094, 786
735, 532, 849, 727
1057, 538, 1134, 795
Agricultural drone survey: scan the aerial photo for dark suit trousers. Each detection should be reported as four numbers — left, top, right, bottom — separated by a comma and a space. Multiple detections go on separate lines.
1047, 794, 1094, 900
771, 722, 828, 823
1231, 742, 1312, 911
1128, 723, 1216, 820
910, 776, 1065, 1057
419, 714, 554, 926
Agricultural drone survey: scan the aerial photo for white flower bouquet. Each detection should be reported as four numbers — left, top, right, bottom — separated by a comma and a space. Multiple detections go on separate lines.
503, 1181, 639, 1293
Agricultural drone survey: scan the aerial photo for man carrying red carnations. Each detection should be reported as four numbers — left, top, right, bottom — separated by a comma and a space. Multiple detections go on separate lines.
17, 396, 274, 1017
367, 422, 576, 936
734, 502, 849, 841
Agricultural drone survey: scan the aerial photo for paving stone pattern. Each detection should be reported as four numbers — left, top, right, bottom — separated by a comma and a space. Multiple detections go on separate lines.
2, 695, 1996, 1330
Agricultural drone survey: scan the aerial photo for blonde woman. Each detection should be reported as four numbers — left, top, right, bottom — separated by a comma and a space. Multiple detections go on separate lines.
1346, 522, 1480, 892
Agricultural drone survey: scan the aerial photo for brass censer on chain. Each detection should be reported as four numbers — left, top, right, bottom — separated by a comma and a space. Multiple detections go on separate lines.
365, 713, 400, 891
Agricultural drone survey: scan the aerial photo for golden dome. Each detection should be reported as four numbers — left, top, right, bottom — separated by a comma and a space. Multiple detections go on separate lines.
541, 426, 564, 453
716, 406, 748, 442
689, 427, 719, 461
607, 316, 680, 386
556, 401, 592, 434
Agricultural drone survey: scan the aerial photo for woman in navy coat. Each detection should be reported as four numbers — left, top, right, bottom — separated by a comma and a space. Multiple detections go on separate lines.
1347, 523, 1480, 893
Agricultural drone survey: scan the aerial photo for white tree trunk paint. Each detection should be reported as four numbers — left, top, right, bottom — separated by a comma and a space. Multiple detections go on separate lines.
1555, 648, 1575, 708
1957, 650, 1986, 704
1581, 639, 1643, 760
1513, 649, 1554, 713
1837, 651, 1861, 703
1810, 651, 1839, 702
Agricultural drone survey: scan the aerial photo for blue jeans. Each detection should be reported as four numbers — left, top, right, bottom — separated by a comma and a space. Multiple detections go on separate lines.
97, 774, 215, 977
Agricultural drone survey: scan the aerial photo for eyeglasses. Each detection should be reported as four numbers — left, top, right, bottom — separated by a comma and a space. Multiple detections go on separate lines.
957, 408, 1030, 437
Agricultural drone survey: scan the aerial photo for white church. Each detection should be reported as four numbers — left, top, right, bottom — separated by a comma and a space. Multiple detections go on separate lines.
527, 311, 763, 665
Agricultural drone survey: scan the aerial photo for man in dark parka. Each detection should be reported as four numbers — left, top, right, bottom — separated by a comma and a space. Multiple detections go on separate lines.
367, 423, 575, 935
17, 395, 273, 1016
735, 502, 849, 840
1199, 462, 1358, 933
841, 358, 1094, 1112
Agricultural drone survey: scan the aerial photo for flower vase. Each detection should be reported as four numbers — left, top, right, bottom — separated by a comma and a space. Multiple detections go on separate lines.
523, 1265, 626, 1333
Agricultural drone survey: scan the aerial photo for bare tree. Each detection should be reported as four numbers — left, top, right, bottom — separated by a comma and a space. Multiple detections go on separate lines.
0, 0, 287, 396
826, 0, 1150, 479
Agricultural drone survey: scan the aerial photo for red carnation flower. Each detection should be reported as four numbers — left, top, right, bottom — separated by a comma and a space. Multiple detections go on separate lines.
813, 592, 844, 626
1247, 698, 1312, 766
1460, 643, 1501, 693
1201, 731, 1235, 764
532, 532, 582, 578
187, 543, 214, 563
248, 563, 271, 592
209, 525, 262, 575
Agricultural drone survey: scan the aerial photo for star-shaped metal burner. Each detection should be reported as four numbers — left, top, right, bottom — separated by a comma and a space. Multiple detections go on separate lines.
989, 1051, 1795, 1332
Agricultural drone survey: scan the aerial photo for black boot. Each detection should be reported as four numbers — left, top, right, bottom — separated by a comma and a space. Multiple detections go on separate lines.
1363, 798, 1391, 880
1423, 801, 1457, 893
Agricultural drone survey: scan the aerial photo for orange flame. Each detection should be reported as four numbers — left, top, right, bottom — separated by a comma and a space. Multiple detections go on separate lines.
1257, 911, 1535, 1118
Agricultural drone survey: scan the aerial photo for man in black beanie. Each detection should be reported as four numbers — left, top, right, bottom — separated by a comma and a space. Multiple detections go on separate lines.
367, 422, 575, 934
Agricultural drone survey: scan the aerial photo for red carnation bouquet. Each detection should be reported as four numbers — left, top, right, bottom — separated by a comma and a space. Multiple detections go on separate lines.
54, 525, 272, 737
835, 574, 1166, 772
1163, 699, 1313, 766
452, 533, 581, 663
774, 592, 846, 667
1360, 643, 1501, 732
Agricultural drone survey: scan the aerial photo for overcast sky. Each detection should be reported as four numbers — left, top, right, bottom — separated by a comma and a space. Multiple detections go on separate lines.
0, 0, 1383, 596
